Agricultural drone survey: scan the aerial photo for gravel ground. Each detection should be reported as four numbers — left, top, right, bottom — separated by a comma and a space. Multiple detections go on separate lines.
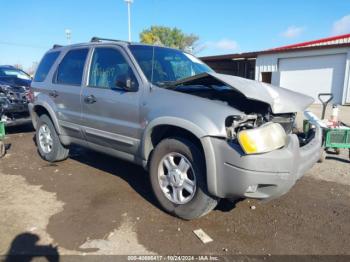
0, 106, 349, 259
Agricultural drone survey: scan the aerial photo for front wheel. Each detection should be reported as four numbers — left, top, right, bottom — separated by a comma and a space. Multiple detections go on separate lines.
149, 137, 218, 220
318, 149, 326, 163
0, 141, 5, 158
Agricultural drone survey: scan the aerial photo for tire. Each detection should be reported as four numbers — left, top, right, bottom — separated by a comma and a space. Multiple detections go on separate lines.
0, 141, 5, 158
36, 114, 69, 162
318, 149, 326, 163
149, 137, 218, 220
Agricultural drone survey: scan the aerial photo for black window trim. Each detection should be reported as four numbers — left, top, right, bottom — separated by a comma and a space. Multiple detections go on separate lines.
33, 51, 61, 83
52, 47, 90, 87
86, 45, 139, 91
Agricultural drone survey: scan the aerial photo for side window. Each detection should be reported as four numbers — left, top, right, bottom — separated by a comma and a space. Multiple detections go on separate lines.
88, 47, 137, 89
56, 48, 88, 86
34, 51, 60, 82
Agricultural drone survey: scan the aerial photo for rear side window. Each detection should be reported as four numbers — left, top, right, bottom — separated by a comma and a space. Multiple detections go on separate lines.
34, 51, 60, 82
55, 48, 88, 86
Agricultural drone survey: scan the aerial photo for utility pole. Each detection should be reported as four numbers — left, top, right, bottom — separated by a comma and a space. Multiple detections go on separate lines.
124, 0, 133, 42
65, 29, 72, 45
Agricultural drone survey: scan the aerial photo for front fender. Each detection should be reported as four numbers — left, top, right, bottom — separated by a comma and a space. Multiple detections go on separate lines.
140, 117, 222, 197
141, 116, 207, 161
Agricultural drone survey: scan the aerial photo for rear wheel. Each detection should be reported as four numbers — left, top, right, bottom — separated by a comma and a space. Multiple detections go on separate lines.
36, 114, 69, 162
149, 137, 218, 220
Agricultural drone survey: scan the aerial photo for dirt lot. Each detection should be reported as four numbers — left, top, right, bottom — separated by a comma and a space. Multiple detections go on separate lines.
0, 106, 349, 259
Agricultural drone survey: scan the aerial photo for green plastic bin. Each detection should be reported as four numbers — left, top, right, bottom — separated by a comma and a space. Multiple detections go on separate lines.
324, 128, 350, 149
0, 121, 5, 141
0, 121, 5, 157
0, 121, 5, 140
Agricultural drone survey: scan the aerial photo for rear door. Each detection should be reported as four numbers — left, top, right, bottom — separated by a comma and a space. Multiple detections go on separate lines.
81, 46, 143, 155
52, 48, 89, 139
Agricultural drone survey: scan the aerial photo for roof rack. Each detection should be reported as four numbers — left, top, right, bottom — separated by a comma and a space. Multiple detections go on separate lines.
52, 44, 63, 49
90, 37, 129, 43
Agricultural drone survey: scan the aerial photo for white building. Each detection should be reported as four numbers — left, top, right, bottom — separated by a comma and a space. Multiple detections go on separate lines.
201, 34, 350, 105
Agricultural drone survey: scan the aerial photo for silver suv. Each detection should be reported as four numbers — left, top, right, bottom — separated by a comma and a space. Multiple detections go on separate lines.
30, 37, 321, 219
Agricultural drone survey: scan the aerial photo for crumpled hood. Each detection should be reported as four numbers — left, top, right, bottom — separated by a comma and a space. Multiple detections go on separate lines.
0, 77, 31, 88
176, 72, 314, 114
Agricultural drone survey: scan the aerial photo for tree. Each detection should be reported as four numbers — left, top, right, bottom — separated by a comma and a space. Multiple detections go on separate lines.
139, 26, 200, 53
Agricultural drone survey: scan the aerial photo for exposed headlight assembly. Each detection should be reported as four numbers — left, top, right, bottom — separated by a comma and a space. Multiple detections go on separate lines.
238, 122, 286, 154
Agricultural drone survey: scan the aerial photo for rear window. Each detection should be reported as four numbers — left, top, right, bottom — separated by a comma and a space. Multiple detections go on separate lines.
55, 48, 88, 86
34, 51, 60, 82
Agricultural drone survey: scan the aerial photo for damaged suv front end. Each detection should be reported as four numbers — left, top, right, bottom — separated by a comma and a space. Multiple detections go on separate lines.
0, 83, 31, 126
129, 45, 321, 201
170, 72, 321, 200
207, 119, 321, 199
0, 66, 32, 126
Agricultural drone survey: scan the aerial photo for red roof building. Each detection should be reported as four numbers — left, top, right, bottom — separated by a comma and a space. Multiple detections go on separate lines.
201, 34, 350, 104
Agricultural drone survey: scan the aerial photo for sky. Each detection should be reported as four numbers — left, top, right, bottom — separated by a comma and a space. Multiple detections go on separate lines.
1, 0, 350, 70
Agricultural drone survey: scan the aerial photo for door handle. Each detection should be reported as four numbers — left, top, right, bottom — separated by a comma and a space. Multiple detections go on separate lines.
84, 95, 97, 104
49, 90, 58, 98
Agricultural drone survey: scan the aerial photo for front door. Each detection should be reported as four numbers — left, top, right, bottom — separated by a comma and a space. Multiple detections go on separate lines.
81, 46, 143, 155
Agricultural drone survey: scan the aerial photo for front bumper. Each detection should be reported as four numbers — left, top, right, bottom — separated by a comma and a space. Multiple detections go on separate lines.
205, 127, 322, 199
1, 102, 31, 127
3, 116, 32, 127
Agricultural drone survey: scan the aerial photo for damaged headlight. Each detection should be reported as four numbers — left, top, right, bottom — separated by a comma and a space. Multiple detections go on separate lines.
237, 122, 287, 154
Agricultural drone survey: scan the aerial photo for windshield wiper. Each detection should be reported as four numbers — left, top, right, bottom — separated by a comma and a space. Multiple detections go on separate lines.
155, 81, 178, 89
155, 73, 218, 90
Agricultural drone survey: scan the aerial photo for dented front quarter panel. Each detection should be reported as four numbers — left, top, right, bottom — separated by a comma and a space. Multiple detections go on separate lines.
143, 87, 245, 138
141, 69, 315, 139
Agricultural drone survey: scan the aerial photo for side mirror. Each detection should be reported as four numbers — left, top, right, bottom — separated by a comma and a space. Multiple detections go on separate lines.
116, 77, 136, 91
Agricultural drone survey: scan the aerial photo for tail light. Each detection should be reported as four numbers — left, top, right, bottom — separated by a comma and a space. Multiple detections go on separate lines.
26, 87, 34, 103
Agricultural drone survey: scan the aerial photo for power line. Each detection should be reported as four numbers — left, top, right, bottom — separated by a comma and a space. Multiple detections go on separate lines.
0, 41, 49, 49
